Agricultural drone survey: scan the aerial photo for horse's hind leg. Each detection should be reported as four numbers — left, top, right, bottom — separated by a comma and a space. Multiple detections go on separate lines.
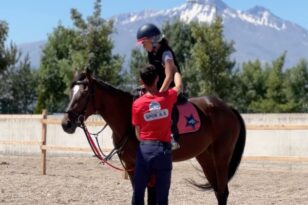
196, 145, 229, 205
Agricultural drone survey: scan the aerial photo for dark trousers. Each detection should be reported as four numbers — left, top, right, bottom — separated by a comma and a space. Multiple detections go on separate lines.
132, 141, 172, 205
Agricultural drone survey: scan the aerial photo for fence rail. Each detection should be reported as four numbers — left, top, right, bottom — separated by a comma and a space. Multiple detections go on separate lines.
246, 124, 308, 130
242, 156, 308, 162
1, 111, 308, 175
0, 140, 40, 145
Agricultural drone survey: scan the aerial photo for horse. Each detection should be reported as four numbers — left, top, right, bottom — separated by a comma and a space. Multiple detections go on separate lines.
61, 70, 246, 205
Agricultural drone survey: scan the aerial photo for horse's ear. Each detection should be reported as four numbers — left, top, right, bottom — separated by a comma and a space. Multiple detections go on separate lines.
85, 67, 93, 80
74, 70, 80, 79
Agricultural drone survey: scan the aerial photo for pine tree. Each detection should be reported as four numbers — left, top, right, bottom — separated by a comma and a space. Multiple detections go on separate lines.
284, 59, 308, 112
234, 60, 267, 112
250, 53, 289, 112
189, 17, 235, 100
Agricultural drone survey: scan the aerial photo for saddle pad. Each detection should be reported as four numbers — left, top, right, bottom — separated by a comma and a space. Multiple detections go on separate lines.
177, 102, 201, 134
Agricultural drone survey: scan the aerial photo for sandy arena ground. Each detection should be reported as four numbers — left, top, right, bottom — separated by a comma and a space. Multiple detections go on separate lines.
0, 155, 307, 205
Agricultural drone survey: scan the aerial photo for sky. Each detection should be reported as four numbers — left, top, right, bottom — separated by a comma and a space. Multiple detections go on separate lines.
0, 0, 307, 44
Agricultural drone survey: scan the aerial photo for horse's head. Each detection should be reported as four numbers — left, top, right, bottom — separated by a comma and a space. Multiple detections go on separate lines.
61, 69, 96, 134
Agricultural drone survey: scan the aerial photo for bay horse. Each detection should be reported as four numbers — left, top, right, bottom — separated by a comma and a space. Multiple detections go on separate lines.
61, 70, 246, 205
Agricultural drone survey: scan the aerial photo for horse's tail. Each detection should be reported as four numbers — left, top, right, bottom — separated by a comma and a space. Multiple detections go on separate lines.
228, 108, 246, 181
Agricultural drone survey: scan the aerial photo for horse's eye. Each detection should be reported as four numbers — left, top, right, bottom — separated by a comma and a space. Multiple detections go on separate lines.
81, 86, 90, 95
82, 84, 89, 91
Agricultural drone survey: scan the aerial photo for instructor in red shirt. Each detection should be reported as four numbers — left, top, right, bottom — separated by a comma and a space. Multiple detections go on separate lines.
132, 64, 182, 205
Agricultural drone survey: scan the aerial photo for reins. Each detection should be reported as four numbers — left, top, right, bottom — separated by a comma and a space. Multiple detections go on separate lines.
80, 121, 134, 172
88, 123, 108, 157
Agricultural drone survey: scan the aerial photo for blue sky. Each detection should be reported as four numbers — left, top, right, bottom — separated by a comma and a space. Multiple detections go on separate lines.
0, 0, 307, 44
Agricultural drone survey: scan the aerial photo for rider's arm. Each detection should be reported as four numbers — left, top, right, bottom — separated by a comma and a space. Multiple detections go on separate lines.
134, 125, 141, 141
172, 71, 182, 96
159, 59, 177, 92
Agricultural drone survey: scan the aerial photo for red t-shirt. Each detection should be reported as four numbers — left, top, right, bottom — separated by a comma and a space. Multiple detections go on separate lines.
132, 89, 177, 142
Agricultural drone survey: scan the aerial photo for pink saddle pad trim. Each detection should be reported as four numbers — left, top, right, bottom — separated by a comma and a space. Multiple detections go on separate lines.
176, 102, 201, 134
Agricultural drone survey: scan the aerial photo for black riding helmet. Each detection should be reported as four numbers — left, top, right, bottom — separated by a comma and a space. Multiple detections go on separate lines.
137, 23, 161, 44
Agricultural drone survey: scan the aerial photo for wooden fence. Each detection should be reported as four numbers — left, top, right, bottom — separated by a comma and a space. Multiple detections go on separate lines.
1, 111, 308, 175
0, 110, 110, 175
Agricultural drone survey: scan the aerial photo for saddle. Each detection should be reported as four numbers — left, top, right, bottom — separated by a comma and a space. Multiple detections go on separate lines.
172, 94, 201, 135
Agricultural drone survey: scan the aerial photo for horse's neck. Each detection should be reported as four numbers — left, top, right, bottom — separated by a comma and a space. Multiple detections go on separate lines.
93, 81, 139, 168
94, 81, 133, 138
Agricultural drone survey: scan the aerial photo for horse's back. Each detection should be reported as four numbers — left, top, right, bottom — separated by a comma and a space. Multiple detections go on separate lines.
188, 95, 241, 139
189, 95, 231, 115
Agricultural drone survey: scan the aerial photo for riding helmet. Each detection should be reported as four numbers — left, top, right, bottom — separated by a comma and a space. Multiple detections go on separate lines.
136, 23, 162, 45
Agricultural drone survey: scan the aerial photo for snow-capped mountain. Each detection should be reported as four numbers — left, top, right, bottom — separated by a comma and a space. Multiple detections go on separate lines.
21, 0, 308, 69
111, 0, 308, 68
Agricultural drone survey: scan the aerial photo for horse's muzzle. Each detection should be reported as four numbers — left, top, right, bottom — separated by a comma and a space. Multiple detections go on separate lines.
61, 114, 77, 134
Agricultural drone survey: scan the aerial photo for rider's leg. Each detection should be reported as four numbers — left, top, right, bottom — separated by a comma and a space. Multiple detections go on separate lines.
171, 106, 180, 150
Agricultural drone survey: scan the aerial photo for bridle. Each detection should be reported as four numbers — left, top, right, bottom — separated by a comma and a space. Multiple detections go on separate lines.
65, 79, 93, 126
65, 78, 134, 172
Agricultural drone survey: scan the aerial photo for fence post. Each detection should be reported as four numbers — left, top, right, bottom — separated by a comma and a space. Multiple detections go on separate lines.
41, 109, 47, 175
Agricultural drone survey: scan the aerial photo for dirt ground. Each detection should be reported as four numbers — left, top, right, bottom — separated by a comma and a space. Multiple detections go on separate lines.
0, 155, 307, 205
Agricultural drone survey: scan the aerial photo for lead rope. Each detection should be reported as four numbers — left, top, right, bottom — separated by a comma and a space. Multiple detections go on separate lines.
80, 121, 134, 172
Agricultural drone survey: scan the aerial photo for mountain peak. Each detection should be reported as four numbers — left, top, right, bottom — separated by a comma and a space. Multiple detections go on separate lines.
178, 0, 229, 23
238, 5, 286, 31
186, 0, 227, 10
247, 6, 271, 16
187, 0, 223, 4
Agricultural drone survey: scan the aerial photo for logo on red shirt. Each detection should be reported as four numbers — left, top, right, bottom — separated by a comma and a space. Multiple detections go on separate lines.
149, 101, 161, 111
144, 101, 169, 121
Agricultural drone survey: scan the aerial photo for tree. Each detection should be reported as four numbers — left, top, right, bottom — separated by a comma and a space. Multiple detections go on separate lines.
189, 17, 235, 100
0, 21, 20, 73
69, 0, 123, 85
233, 60, 267, 112
35, 0, 123, 113
34, 26, 76, 113
9, 57, 38, 113
250, 53, 289, 112
0, 21, 10, 72
284, 59, 308, 112
127, 47, 147, 89
0, 20, 38, 113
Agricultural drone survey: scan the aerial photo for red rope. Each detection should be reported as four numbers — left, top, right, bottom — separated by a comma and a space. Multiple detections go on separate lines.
83, 125, 134, 172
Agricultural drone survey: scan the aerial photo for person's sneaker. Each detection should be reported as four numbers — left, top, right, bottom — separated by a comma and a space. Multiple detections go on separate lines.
171, 138, 180, 150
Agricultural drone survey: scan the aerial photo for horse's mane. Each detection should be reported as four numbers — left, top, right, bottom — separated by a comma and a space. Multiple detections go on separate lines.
94, 77, 133, 99
72, 72, 133, 99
